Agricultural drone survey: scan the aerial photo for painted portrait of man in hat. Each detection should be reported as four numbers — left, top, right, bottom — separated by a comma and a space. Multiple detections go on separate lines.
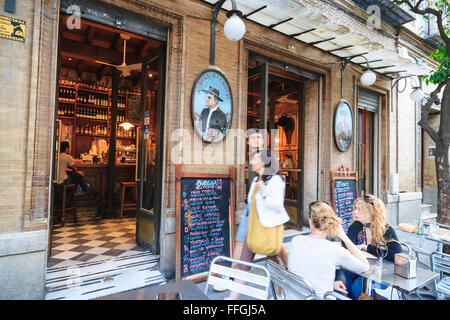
192, 70, 233, 143
200, 86, 227, 133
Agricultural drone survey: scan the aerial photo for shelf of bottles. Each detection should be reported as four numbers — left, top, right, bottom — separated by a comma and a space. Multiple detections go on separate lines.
117, 125, 136, 139
57, 79, 140, 142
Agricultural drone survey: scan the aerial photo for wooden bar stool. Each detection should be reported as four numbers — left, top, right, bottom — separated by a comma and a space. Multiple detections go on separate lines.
119, 182, 137, 218
53, 183, 77, 227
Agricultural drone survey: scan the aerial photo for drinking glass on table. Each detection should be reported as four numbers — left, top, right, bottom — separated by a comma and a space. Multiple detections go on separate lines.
376, 241, 388, 271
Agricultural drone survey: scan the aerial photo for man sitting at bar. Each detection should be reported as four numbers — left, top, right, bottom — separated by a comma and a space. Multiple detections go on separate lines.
58, 141, 90, 197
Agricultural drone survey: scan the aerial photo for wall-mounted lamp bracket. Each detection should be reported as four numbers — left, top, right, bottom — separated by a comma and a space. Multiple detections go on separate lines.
341, 54, 371, 99
210, 0, 242, 65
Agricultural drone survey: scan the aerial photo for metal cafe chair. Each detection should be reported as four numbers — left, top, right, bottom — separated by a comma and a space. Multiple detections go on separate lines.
430, 251, 450, 300
266, 260, 328, 300
204, 256, 271, 300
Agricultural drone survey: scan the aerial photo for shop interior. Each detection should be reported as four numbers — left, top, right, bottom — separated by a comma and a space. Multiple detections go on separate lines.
247, 56, 308, 229
49, 14, 164, 269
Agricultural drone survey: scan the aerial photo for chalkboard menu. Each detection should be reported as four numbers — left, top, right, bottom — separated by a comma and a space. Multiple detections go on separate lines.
331, 170, 358, 233
175, 165, 235, 282
127, 94, 141, 124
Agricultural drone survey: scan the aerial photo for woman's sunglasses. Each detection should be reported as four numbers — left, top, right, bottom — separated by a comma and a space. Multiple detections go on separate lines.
363, 195, 374, 206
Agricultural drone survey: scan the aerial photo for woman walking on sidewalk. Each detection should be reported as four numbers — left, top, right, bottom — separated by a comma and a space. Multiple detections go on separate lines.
227, 150, 290, 300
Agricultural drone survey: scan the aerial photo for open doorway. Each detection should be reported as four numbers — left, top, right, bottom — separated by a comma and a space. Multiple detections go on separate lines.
246, 55, 307, 230
47, 6, 166, 287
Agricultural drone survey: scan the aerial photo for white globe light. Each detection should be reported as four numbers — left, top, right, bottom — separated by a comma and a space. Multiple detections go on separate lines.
361, 70, 376, 86
224, 14, 246, 41
119, 122, 134, 131
410, 88, 424, 102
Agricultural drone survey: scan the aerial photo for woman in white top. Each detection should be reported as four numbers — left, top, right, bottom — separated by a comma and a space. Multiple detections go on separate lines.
287, 201, 369, 299
227, 150, 290, 300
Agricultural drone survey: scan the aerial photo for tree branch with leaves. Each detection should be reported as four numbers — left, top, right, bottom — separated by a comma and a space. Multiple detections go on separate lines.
393, 0, 450, 230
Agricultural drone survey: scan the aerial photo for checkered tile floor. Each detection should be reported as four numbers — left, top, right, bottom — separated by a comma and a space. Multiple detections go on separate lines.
49, 218, 147, 269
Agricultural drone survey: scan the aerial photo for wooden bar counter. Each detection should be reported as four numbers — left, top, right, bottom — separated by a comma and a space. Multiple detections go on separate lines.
76, 162, 136, 208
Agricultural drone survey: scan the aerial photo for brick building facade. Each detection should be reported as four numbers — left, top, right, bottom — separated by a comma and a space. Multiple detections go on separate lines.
0, 0, 436, 299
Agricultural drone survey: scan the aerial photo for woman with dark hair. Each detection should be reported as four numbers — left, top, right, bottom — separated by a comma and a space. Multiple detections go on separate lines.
227, 150, 289, 299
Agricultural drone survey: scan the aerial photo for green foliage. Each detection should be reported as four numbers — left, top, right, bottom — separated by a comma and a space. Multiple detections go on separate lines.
418, 0, 450, 85
423, 47, 450, 85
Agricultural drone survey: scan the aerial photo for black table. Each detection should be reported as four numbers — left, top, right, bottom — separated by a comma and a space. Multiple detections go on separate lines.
96, 280, 209, 300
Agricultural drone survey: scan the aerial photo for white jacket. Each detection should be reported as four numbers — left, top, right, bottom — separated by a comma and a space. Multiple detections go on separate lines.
247, 175, 290, 228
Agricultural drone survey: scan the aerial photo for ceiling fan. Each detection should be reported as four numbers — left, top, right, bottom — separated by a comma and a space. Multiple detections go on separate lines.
95, 33, 142, 77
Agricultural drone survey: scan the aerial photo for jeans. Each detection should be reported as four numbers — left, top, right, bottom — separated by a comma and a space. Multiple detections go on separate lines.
235, 203, 250, 242
62, 175, 90, 204
341, 269, 388, 299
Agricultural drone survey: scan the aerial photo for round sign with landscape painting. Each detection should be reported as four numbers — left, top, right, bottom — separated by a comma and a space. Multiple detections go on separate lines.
334, 101, 353, 152
191, 69, 233, 144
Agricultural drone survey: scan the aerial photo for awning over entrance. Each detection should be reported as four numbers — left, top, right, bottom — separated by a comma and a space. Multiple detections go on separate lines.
203, 0, 430, 78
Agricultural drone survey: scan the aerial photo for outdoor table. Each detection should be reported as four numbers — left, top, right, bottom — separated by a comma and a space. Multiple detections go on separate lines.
96, 280, 210, 300
340, 257, 439, 298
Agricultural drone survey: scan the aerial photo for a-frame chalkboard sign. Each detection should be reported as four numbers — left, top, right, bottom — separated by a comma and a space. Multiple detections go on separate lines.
175, 164, 235, 282
330, 165, 358, 232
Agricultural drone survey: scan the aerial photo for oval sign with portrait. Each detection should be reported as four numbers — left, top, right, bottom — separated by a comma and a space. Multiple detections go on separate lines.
191, 69, 232, 143
334, 101, 353, 152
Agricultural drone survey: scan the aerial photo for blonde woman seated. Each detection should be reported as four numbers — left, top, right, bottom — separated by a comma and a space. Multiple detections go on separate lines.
287, 201, 369, 299
339, 194, 402, 299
